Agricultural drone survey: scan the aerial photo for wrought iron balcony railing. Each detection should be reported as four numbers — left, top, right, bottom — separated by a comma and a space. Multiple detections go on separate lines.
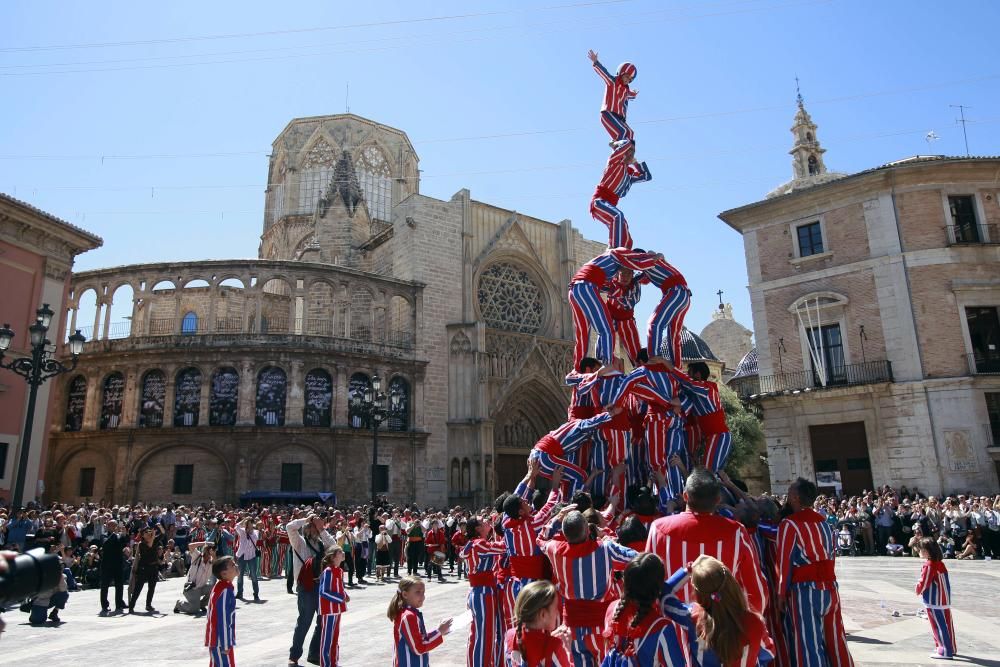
968, 353, 1000, 375
741, 360, 894, 398
945, 223, 999, 245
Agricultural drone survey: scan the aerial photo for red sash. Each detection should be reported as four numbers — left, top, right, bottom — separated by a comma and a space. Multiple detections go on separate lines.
592, 185, 620, 207
468, 572, 497, 588
569, 405, 598, 419
509, 555, 547, 580
607, 301, 633, 321
536, 434, 565, 457
697, 410, 728, 435
603, 410, 631, 431
572, 264, 607, 287
791, 559, 836, 584
659, 275, 687, 292
564, 598, 611, 628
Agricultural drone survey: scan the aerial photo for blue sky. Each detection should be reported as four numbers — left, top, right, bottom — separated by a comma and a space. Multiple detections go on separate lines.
2, 0, 999, 337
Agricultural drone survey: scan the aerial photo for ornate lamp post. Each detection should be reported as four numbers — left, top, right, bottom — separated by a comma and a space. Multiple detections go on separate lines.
350, 374, 403, 503
0, 304, 86, 508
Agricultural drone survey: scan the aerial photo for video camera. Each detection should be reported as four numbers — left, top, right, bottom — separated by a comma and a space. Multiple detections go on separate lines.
0, 549, 62, 608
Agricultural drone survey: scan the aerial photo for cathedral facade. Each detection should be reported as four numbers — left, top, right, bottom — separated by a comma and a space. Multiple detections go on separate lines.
46, 114, 603, 508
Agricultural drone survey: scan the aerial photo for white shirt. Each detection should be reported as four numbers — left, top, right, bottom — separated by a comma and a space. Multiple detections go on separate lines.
234, 526, 259, 560
187, 549, 214, 587
286, 518, 336, 581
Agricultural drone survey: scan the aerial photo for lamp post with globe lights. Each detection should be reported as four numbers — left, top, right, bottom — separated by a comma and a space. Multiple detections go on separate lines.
349, 374, 404, 503
0, 303, 86, 508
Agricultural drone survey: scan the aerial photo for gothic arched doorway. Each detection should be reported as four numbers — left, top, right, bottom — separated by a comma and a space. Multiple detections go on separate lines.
492, 377, 567, 494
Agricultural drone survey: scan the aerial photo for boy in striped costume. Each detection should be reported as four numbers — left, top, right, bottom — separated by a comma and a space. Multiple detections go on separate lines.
605, 271, 644, 365
590, 140, 652, 249
587, 49, 638, 144
575, 360, 634, 498
777, 478, 854, 667
640, 256, 690, 366
539, 509, 637, 667
680, 362, 732, 473
569, 248, 662, 367
502, 460, 562, 601
205, 556, 238, 667
915, 537, 957, 660
529, 410, 615, 497
564, 358, 601, 469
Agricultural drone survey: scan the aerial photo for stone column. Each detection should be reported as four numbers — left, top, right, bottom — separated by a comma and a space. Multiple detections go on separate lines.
102, 296, 113, 340
207, 280, 218, 334
120, 367, 138, 428
287, 360, 304, 426
82, 373, 100, 430
334, 366, 348, 426
198, 368, 211, 426
162, 366, 176, 428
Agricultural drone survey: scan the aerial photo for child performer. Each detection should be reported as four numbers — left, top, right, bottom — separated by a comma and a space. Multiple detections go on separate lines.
503, 461, 562, 600
529, 410, 615, 497
590, 141, 652, 249
605, 272, 645, 366
463, 517, 509, 667
603, 553, 687, 667
389, 576, 453, 667
569, 248, 663, 367
587, 49, 638, 144
205, 556, 238, 667
319, 546, 349, 667
505, 580, 572, 667
916, 538, 957, 660
686, 554, 775, 667
681, 362, 732, 473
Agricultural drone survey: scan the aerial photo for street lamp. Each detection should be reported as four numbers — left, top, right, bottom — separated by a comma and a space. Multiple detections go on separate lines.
350, 374, 405, 503
0, 304, 86, 508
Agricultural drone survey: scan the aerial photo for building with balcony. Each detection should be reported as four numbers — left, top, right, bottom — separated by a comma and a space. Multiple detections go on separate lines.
48, 114, 603, 507
719, 95, 1000, 496
0, 194, 102, 505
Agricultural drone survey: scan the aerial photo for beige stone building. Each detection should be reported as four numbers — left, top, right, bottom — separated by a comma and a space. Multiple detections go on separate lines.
700, 303, 754, 381
720, 97, 1000, 496
47, 114, 604, 508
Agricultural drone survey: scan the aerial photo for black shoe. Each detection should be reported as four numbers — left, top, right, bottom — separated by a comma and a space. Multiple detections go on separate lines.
99, 609, 109, 617
253, 595, 261, 602
146, 605, 156, 613
306, 655, 320, 665
49, 610, 60, 622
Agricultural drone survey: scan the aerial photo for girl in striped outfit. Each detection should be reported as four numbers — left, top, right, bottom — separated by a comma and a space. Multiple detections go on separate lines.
462, 517, 510, 667
318, 546, 349, 667
505, 580, 572, 667
388, 576, 453, 667
916, 538, 957, 660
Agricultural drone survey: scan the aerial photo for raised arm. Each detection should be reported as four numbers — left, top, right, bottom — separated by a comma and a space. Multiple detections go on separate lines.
589, 50, 614, 86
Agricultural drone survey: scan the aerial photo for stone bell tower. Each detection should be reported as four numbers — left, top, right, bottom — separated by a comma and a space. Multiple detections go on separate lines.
790, 83, 828, 180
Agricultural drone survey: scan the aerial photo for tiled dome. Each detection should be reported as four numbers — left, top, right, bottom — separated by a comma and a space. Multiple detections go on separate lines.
731, 347, 759, 379
669, 327, 720, 362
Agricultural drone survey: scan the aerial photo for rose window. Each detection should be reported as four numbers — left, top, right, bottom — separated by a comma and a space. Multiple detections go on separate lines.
477, 263, 544, 334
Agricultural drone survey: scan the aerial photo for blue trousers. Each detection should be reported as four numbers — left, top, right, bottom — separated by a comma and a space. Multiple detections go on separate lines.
289, 587, 323, 662
237, 556, 259, 598
29, 590, 68, 624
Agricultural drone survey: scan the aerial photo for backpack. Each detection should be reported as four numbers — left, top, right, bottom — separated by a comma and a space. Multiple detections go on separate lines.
294, 537, 324, 593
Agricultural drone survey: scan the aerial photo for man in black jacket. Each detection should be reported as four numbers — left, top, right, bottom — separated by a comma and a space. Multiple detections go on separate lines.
99, 520, 127, 614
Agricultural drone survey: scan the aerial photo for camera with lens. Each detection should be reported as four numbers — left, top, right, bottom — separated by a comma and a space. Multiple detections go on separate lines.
0, 549, 62, 608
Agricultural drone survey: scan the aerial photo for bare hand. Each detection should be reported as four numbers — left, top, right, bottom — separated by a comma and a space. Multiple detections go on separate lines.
553, 624, 573, 650
557, 504, 578, 520
607, 405, 623, 418
587, 49, 598, 63
439, 617, 454, 636
528, 456, 541, 477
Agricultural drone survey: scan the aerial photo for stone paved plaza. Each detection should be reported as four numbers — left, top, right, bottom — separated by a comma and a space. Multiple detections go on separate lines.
2, 557, 999, 666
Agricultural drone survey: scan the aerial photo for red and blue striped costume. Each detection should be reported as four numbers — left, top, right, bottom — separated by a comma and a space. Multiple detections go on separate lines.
530, 413, 612, 496
605, 275, 644, 364
593, 59, 637, 142
645, 510, 768, 616
640, 259, 690, 365
463, 537, 508, 667
777, 509, 854, 667
686, 604, 775, 667
603, 566, 690, 667
675, 373, 731, 473
591, 141, 652, 249
205, 579, 236, 667
754, 522, 791, 667
503, 485, 559, 599
393, 605, 444, 667
569, 249, 661, 366
541, 534, 638, 667
318, 565, 347, 667
505, 626, 573, 667
565, 370, 600, 468
916, 559, 956, 658
576, 371, 634, 498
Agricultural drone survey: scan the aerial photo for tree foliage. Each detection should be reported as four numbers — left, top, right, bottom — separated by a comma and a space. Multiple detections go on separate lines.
719, 383, 765, 477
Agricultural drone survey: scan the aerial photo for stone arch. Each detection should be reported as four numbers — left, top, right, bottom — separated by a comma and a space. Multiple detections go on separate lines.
99, 371, 126, 430
74, 287, 99, 341
354, 142, 393, 223
259, 276, 293, 333
251, 441, 329, 491
491, 374, 567, 493
450, 458, 461, 492
255, 365, 288, 426
474, 254, 553, 336
52, 444, 117, 502
64, 374, 88, 432
131, 443, 232, 504
387, 295, 414, 346
305, 279, 336, 335
350, 284, 374, 340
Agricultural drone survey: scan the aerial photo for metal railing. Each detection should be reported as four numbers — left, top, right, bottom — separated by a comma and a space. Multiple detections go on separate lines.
968, 353, 1000, 375
750, 360, 894, 397
945, 223, 999, 245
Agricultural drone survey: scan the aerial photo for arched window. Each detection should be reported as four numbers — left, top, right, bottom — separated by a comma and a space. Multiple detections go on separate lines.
174, 367, 202, 427
138, 370, 166, 428
297, 138, 337, 214
255, 366, 287, 426
348, 372, 371, 429
304, 368, 333, 427
806, 131, 814, 142
450, 458, 461, 494
477, 262, 544, 334
387, 376, 409, 431
461, 458, 472, 493
181, 311, 198, 335
64, 375, 87, 432
808, 155, 819, 176
356, 145, 392, 223
100, 372, 125, 430
210, 367, 240, 426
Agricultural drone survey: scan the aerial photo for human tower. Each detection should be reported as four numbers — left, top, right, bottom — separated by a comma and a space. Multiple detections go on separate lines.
532, 49, 734, 506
